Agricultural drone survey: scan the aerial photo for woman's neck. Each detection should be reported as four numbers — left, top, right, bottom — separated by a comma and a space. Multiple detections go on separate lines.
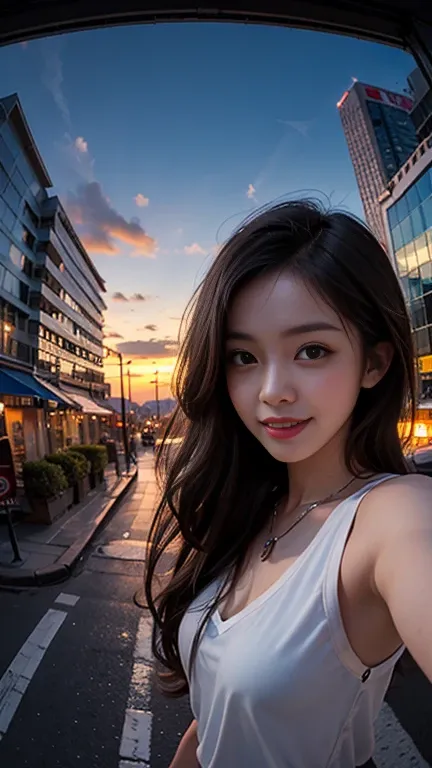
286, 427, 358, 510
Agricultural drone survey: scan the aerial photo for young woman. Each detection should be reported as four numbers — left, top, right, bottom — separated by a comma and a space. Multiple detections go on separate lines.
145, 200, 432, 768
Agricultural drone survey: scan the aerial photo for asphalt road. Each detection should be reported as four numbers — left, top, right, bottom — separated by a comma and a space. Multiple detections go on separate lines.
0, 449, 431, 768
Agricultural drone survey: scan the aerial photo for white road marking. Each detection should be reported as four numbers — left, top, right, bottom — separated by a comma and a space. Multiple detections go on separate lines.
374, 702, 430, 767
119, 761, 148, 768
55, 593, 80, 607
0, 608, 67, 740
119, 710, 152, 762
119, 615, 154, 766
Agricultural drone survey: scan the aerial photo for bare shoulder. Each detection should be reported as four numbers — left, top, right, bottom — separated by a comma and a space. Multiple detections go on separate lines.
361, 473, 432, 536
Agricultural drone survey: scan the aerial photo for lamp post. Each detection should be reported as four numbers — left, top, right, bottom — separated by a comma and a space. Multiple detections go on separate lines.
104, 345, 130, 473
150, 368, 160, 421
126, 360, 132, 426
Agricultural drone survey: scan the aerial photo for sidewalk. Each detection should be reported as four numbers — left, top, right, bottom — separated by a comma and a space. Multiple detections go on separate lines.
0, 461, 137, 587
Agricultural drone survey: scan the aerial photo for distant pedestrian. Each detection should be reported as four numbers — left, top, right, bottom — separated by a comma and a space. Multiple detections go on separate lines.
129, 432, 137, 465
145, 201, 432, 768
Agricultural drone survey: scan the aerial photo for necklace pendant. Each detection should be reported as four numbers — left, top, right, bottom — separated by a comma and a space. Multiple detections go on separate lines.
261, 537, 276, 562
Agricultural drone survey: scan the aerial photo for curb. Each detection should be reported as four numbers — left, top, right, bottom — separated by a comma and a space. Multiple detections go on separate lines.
0, 468, 138, 588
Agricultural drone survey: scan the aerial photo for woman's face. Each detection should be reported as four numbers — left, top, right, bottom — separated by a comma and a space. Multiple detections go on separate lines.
225, 270, 375, 465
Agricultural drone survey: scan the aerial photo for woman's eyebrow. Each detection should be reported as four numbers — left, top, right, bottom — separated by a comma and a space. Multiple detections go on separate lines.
226, 321, 342, 341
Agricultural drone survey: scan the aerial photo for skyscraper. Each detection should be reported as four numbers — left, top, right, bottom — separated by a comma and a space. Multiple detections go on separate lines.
338, 82, 418, 244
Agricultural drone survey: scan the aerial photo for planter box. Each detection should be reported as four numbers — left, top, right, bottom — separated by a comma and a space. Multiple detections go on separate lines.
27, 491, 70, 525
89, 469, 105, 491
73, 475, 90, 505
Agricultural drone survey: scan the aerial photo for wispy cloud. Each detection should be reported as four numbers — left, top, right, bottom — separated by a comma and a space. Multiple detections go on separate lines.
134, 193, 149, 208
184, 242, 206, 256
117, 339, 179, 358
277, 119, 313, 138
67, 182, 157, 257
111, 292, 155, 302
137, 324, 158, 332
103, 330, 124, 338
41, 39, 72, 131
74, 136, 88, 154
130, 293, 147, 301
247, 183, 256, 200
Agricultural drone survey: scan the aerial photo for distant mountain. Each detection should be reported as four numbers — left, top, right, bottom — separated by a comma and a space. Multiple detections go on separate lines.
143, 398, 176, 416
108, 398, 141, 413
108, 397, 176, 417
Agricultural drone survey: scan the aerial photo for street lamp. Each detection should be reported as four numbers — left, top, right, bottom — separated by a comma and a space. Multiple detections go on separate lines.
150, 368, 160, 420
126, 359, 132, 426
104, 344, 130, 472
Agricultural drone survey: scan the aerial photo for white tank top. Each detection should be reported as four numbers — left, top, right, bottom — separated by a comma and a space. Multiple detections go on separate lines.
178, 474, 405, 768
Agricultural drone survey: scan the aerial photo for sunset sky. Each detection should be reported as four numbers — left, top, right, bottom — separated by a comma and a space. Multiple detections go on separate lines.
0, 23, 415, 401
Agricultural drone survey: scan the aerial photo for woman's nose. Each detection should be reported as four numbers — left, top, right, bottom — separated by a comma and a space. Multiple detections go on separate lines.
259, 367, 297, 406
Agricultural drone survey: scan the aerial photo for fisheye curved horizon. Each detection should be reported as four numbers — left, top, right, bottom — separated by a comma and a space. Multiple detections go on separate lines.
1, 0, 432, 79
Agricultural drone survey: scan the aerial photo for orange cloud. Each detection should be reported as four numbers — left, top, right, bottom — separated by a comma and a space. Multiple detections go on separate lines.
67, 181, 156, 257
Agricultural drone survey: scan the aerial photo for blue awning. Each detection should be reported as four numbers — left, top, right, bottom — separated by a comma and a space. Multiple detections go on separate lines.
0, 369, 63, 403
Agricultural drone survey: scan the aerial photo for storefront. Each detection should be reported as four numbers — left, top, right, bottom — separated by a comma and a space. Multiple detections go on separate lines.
59, 385, 114, 444
0, 366, 68, 476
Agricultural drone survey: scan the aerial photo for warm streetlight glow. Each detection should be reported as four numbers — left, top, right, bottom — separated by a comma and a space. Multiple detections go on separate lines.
4, 323, 12, 333
0, 402, 4, 414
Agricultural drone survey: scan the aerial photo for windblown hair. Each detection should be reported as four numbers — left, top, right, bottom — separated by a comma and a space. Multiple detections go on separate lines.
144, 200, 416, 696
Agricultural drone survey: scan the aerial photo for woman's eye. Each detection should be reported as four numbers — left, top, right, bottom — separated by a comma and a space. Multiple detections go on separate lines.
228, 350, 257, 366
295, 344, 329, 361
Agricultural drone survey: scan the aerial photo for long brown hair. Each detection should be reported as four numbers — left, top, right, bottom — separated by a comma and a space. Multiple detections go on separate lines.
144, 200, 416, 696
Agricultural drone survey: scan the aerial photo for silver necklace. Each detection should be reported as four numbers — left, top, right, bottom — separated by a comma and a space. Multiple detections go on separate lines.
260, 476, 357, 562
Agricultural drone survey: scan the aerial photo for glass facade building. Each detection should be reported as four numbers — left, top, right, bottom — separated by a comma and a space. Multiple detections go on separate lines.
0, 93, 110, 461
381, 136, 432, 393
338, 82, 417, 245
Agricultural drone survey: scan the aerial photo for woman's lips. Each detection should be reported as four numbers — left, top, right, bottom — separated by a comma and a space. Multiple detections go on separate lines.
261, 418, 312, 440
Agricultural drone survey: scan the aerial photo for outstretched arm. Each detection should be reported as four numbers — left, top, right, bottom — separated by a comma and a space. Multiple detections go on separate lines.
169, 719, 200, 768
373, 474, 432, 682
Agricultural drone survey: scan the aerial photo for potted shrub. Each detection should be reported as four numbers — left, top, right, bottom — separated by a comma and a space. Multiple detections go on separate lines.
23, 460, 69, 525
69, 445, 108, 489
46, 452, 82, 507
67, 450, 91, 503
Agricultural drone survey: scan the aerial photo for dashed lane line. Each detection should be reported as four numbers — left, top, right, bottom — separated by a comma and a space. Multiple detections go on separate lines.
0, 608, 67, 740
119, 615, 153, 766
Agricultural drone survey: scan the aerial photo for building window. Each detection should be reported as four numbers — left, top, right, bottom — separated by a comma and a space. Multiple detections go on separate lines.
19, 282, 29, 305
22, 227, 36, 251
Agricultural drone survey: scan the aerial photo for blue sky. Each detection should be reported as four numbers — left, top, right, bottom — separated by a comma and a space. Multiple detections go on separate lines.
0, 23, 415, 399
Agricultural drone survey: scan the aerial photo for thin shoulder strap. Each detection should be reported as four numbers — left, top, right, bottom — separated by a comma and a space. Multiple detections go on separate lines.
322, 473, 398, 676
